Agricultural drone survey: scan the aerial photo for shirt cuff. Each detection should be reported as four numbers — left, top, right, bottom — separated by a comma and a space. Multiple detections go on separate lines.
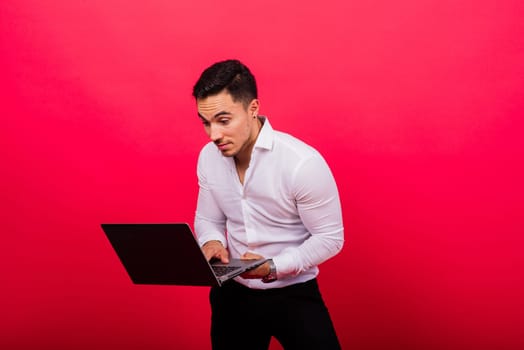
198, 234, 227, 249
272, 248, 301, 279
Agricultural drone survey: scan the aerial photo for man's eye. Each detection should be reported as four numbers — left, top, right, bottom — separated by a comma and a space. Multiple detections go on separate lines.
219, 119, 230, 125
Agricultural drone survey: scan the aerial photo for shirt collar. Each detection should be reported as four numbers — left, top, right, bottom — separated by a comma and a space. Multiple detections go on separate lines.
254, 116, 274, 151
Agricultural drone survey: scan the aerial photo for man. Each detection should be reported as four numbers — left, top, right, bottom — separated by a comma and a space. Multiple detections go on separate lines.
192, 59, 344, 350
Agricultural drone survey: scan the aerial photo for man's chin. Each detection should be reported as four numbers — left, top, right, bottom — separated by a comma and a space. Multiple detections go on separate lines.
219, 149, 236, 157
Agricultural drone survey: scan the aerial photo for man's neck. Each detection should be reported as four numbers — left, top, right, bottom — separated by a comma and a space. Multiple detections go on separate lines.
234, 117, 262, 169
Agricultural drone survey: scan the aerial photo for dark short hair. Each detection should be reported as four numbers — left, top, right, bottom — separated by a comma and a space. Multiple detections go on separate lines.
192, 59, 258, 107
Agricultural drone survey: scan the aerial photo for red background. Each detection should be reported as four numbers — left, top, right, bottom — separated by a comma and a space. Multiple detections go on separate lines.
2, 1, 523, 349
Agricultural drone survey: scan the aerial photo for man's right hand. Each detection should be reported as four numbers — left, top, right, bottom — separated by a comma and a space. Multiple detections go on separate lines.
202, 240, 229, 263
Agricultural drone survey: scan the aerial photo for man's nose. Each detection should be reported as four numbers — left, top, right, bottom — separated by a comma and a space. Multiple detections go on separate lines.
209, 124, 222, 142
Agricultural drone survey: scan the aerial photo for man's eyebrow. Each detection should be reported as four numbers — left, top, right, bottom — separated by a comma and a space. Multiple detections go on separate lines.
198, 111, 232, 120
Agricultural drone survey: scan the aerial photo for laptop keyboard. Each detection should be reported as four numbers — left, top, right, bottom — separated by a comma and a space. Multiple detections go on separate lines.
212, 265, 239, 277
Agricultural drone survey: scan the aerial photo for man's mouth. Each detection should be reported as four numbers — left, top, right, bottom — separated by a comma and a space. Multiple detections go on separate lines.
216, 143, 229, 151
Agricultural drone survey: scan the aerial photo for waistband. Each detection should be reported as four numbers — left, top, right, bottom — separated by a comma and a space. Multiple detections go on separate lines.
215, 277, 319, 295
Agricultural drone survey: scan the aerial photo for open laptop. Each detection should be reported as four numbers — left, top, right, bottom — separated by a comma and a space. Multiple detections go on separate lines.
101, 223, 267, 287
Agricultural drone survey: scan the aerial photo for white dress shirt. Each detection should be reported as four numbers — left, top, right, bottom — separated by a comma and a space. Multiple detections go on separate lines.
195, 117, 344, 289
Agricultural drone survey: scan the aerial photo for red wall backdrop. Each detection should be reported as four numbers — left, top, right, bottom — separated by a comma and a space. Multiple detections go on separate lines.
1, 1, 523, 349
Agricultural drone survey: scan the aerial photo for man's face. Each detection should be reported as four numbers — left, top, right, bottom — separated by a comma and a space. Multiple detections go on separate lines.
197, 90, 260, 159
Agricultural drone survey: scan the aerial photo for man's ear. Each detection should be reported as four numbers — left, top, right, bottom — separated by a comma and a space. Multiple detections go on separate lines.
249, 99, 260, 117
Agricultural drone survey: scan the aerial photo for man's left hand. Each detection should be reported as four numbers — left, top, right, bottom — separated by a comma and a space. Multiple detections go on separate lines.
239, 252, 270, 279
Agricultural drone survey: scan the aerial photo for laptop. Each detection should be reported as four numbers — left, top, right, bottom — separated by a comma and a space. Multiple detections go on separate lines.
101, 223, 267, 287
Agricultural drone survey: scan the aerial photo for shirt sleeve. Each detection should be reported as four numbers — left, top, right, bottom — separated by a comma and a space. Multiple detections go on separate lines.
273, 154, 344, 277
194, 150, 228, 248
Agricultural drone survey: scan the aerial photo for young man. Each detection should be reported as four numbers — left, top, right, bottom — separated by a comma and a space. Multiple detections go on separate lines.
193, 59, 344, 350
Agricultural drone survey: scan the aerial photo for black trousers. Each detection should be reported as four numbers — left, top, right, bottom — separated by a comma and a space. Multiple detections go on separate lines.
209, 278, 341, 350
